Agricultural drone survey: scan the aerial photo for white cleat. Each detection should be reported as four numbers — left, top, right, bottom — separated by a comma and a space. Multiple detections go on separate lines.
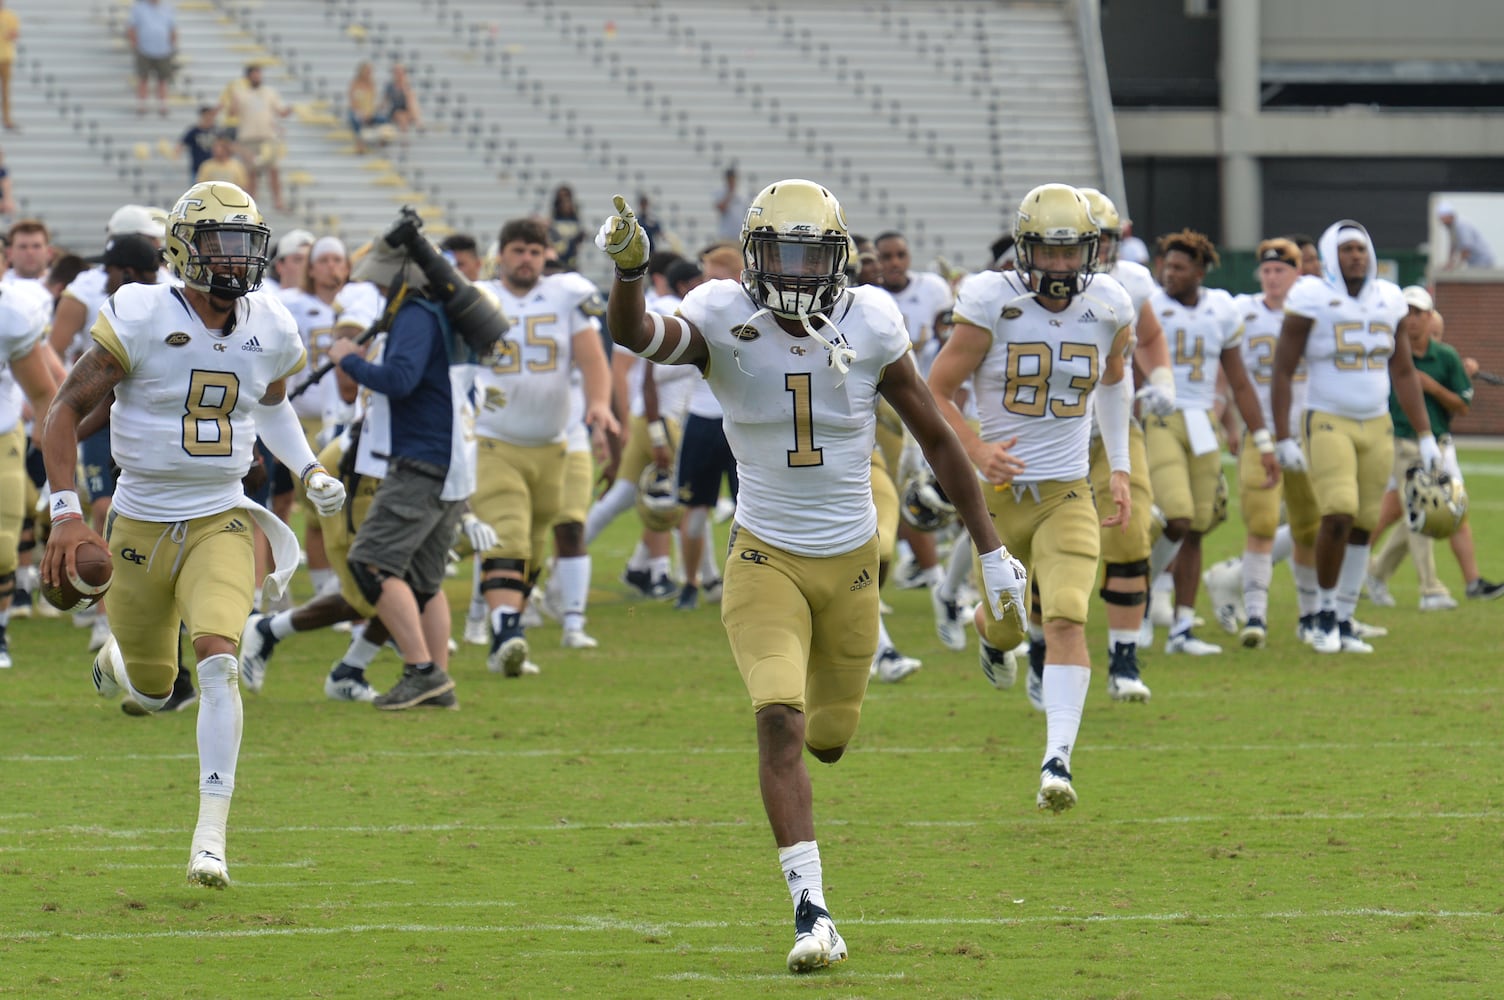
786, 892, 848, 974
237, 613, 273, 693
1202, 557, 1245, 635
1137, 615, 1154, 649
561, 629, 598, 649
978, 638, 1017, 691
1149, 589, 1174, 628
1037, 758, 1077, 813
1337, 622, 1373, 654
1349, 618, 1388, 639
1165, 631, 1222, 655
462, 617, 489, 647
1107, 672, 1152, 703
931, 585, 969, 652
187, 850, 230, 889
91, 635, 124, 698
871, 646, 921, 683
324, 668, 379, 703
1419, 593, 1459, 612
520, 600, 546, 628
1364, 574, 1397, 608
489, 635, 531, 677
1310, 619, 1342, 654
87, 616, 113, 653
1239, 619, 1268, 649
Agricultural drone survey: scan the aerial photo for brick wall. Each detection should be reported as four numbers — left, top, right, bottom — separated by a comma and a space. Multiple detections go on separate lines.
1434, 279, 1504, 436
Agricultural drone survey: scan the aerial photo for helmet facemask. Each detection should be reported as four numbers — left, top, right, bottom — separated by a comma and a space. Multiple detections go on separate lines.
1094, 228, 1121, 272
742, 231, 849, 321
175, 220, 271, 299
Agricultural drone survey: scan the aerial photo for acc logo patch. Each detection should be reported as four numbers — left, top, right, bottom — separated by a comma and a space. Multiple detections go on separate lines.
165, 332, 191, 346
1001, 306, 1023, 320
1329, 300, 1342, 307
1161, 310, 1176, 318
1245, 313, 1259, 322
730, 324, 760, 342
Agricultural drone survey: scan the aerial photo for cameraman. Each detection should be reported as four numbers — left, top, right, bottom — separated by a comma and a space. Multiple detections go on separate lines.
325, 239, 483, 710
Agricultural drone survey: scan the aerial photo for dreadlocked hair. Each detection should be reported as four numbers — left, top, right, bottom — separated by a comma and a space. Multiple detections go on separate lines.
1156, 229, 1220, 271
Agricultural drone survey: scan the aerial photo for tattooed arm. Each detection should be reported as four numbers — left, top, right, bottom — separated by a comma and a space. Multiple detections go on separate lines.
41, 346, 126, 586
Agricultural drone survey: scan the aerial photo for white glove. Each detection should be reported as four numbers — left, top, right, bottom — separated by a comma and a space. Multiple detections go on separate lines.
304, 470, 347, 517
1275, 438, 1307, 473
594, 194, 650, 273
979, 546, 1028, 626
1134, 383, 1176, 417
1417, 433, 1443, 473
461, 512, 498, 554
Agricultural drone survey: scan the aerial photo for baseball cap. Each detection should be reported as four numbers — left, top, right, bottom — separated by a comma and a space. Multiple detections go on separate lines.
89, 234, 162, 271
274, 229, 316, 261
107, 204, 166, 240
1436, 200, 1456, 218
1401, 285, 1434, 312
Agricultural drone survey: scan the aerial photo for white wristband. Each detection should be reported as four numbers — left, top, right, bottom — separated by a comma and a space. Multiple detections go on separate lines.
1252, 428, 1274, 454
647, 419, 669, 448
50, 489, 85, 522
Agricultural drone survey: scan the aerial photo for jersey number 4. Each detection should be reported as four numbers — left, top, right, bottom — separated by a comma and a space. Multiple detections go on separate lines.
183, 370, 240, 457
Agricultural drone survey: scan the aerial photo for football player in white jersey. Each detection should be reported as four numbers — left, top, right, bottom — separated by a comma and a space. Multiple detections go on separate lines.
874, 231, 953, 592
1146, 230, 1278, 655
930, 183, 1135, 812
472, 218, 616, 672
0, 277, 60, 668
1272, 220, 1437, 653
40, 182, 346, 890
596, 180, 1025, 975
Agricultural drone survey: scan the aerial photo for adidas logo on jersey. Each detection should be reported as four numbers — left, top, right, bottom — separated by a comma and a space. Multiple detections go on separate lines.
850, 568, 873, 592
223, 518, 247, 534
1077, 308, 1097, 323
241, 335, 264, 353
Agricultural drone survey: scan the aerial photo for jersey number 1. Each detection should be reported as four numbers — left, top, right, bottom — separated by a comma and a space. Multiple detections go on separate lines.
785, 373, 824, 468
183, 370, 241, 457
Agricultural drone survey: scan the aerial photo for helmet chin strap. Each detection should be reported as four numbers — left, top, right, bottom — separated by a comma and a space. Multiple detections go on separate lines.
748, 300, 856, 382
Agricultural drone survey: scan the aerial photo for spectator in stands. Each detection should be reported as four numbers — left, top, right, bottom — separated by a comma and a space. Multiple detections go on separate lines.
1437, 201, 1496, 270
439, 234, 481, 281
382, 63, 421, 134
195, 131, 250, 188
1119, 217, 1150, 266
177, 105, 218, 182
347, 61, 387, 154
0, 0, 19, 130
549, 184, 585, 271
127, 0, 177, 118
0, 148, 14, 217
229, 64, 291, 211
712, 165, 747, 241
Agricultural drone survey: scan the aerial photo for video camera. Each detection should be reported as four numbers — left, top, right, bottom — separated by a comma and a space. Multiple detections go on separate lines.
382, 206, 508, 358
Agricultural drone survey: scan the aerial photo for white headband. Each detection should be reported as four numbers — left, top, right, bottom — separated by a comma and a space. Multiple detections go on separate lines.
310, 236, 347, 262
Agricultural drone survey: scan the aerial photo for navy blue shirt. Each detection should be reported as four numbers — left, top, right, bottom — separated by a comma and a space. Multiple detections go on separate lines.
180, 125, 216, 179
338, 300, 454, 470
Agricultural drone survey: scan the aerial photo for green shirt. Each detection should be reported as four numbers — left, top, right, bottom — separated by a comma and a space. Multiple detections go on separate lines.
1389, 338, 1472, 439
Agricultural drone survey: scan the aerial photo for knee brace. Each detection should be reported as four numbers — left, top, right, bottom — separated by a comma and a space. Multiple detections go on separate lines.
0, 570, 14, 601
1100, 587, 1149, 606
347, 558, 391, 607
479, 576, 529, 594
481, 557, 527, 575
1101, 560, 1149, 603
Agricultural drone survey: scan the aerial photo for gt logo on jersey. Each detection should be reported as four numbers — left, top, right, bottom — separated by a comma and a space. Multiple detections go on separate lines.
120, 548, 147, 565
739, 549, 770, 565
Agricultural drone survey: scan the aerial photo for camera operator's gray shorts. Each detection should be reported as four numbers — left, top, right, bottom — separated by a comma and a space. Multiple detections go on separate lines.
347, 459, 463, 597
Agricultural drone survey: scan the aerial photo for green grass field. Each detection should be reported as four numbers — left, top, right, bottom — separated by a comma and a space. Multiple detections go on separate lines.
4, 450, 1504, 999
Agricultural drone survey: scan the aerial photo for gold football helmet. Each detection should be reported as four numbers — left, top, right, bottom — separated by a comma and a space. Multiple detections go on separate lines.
636, 464, 684, 533
164, 181, 271, 299
1014, 183, 1099, 299
1404, 465, 1467, 539
1077, 187, 1122, 272
741, 178, 850, 318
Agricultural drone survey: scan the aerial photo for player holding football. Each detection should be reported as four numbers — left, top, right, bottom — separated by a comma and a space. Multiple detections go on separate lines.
596, 180, 1027, 975
928, 183, 1135, 813
39, 182, 347, 889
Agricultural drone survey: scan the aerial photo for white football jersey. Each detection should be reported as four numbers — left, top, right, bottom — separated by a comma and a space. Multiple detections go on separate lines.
1286, 274, 1407, 421
92, 284, 305, 520
0, 280, 51, 434
1110, 259, 1157, 315
1234, 293, 1308, 432
954, 270, 1134, 482
283, 289, 340, 422
678, 279, 910, 557
61, 268, 110, 364
1152, 286, 1243, 412
474, 273, 599, 446
882, 270, 953, 349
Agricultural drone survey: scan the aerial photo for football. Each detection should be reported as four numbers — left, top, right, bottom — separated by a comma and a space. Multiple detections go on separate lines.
41, 541, 114, 612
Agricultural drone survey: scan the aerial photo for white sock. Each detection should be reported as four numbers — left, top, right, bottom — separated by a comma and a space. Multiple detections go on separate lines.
1107, 628, 1139, 651
626, 540, 651, 573
490, 601, 522, 634
193, 653, 242, 854
1336, 543, 1370, 622
700, 519, 718, 581
468, 559, 485, 620
778, 840, 826, 912
1027, 622, 1045, 643
1042, 664, 1091, 771
876, 617, 894, 652
585, 478, 638, 544
1242, 550, 1273, 622
1292, 561, 1318, 616
1171, 605, 1195, 636
555, 555, 591, 633
308, 567, 335, 596
1318, 585, 1338, 615
649, 554, 672, 580
941, 536, 972, 600
1271, 524, 1293, 565
344, 634, 383, 668
268, 609, 297, 639
1149, 534, 1184, 581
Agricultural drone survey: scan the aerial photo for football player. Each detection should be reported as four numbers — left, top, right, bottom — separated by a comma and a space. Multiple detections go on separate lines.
40, 182, 346, 888
1272, 221, 1436, 653
929, 183, 1135, 812
0, 276, 59, 668
472, 217, 617, 672
1145, 229, 1278, 655
596, 180, 1025, 974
